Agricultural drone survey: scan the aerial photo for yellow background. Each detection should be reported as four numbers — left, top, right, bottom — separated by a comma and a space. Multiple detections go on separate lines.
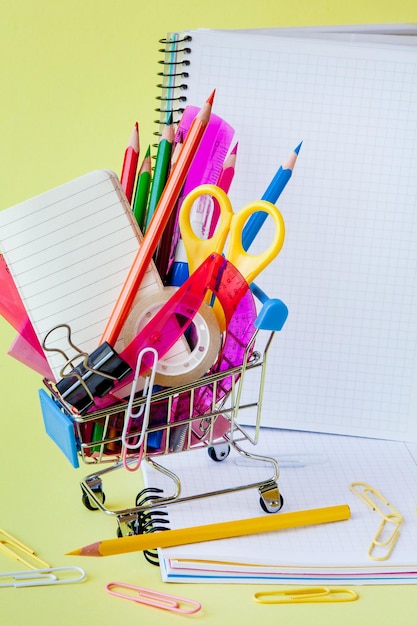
1, 1, 416, 624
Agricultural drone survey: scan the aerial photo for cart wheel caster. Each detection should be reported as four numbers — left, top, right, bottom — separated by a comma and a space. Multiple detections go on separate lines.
259, 480, 284, 513
259, 493, 284, 513
81, 488, 106, 511
117, 516, 142, 538
116, 525, 124, 538
208, 443, 230, 462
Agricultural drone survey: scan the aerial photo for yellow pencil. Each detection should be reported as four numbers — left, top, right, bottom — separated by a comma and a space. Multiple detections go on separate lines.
67, 504, 350, 557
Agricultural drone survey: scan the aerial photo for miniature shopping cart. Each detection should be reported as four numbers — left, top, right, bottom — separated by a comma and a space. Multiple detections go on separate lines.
39, 290, 288, 551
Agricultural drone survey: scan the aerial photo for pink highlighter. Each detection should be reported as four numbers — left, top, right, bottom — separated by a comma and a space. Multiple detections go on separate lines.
167, 106, 235, 285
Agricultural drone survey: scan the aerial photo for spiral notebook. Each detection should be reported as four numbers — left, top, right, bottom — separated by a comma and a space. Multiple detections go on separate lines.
141, 427, 417, 584
156, 24, 417, 442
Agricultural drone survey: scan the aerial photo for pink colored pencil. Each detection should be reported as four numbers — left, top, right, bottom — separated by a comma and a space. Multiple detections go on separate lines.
208, 141, 238, 237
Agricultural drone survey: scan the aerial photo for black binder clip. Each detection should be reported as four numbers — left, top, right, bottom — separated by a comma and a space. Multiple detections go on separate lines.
43, 324, 132, 413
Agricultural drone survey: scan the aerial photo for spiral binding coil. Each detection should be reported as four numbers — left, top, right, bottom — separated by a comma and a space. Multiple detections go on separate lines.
155, 34, 192, 134
134, 487, 170, 565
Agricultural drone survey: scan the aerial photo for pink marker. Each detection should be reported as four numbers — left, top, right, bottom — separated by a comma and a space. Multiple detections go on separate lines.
167, 106, 235, 284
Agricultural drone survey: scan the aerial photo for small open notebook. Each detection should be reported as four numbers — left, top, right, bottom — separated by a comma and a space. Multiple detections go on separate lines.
0, 169, 161, 381
141, 428, 417, 584
156, 24, 417, 441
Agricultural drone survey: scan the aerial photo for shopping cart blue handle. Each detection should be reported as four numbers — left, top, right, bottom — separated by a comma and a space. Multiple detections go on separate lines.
251, 283, 288, 331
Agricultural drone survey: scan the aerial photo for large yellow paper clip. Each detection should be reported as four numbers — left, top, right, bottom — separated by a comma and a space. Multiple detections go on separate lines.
253, 587, 359, 604
0, 529, 86, 588
0, 528, 50, 570
350, 482, 403, 561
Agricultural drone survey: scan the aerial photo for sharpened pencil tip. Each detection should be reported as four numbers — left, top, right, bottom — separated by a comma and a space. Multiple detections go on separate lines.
207, 89, 216, 105
128, 123, 140, 151
65, 541, 102, 557
294, 141, 303, 155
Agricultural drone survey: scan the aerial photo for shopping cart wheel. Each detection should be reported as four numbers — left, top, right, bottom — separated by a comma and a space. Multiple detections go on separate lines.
259, 481, 284, 513
81, 486, 106, 511
259, 493, 284, 513
208, 443, 230, 462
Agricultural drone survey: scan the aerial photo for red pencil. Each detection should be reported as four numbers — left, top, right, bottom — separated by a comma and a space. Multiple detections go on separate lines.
100, 91, 215, 346
120, 122, 140, 203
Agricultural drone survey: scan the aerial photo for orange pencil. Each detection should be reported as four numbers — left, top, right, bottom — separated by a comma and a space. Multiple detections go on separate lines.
101, 90, 215, 346
120, 122, 140, 203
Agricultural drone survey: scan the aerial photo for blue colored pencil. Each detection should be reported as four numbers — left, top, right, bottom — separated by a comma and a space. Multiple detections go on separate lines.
242, 141, 302, 251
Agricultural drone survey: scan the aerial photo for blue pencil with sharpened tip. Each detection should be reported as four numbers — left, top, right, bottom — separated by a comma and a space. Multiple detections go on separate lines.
242, 141, 302, 251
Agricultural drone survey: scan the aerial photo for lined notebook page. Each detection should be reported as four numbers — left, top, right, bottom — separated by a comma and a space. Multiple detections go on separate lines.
141, 428, 417, 583
174, 30, 417, 441
0, 170, 159, 380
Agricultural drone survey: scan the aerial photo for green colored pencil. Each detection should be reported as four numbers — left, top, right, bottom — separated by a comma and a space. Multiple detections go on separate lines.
132, 145, 151, 231
144, 116, 175, 232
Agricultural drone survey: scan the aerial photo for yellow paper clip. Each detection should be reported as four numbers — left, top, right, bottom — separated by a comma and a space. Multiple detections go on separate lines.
253, 587, 359, 604
0, 566, 86, 588
350, 482, 403, 561
106, 582, 202, 614
0, 529, 50, 570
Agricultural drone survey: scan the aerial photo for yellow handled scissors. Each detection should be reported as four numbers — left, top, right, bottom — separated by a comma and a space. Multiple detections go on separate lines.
179, 184, 285, 285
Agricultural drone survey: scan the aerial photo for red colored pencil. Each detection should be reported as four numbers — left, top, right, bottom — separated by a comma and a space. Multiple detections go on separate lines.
120, 122, 140, 203
100, 91, 215, 346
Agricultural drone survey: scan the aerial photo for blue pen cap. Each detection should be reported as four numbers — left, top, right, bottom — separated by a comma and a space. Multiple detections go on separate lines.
168, 262, 189, 286
166, 240, 190, 286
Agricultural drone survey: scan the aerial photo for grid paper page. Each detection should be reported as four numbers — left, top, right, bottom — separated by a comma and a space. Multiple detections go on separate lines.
141, 428, 417, 583
175, 30, 417, 441
0, 170, 160, 380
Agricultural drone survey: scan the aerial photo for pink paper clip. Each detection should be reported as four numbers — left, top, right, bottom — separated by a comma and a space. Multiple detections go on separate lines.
106, 582, 202, 614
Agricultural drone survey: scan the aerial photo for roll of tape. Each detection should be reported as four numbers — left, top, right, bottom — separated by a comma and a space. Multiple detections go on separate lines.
121, 288, 221, 387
